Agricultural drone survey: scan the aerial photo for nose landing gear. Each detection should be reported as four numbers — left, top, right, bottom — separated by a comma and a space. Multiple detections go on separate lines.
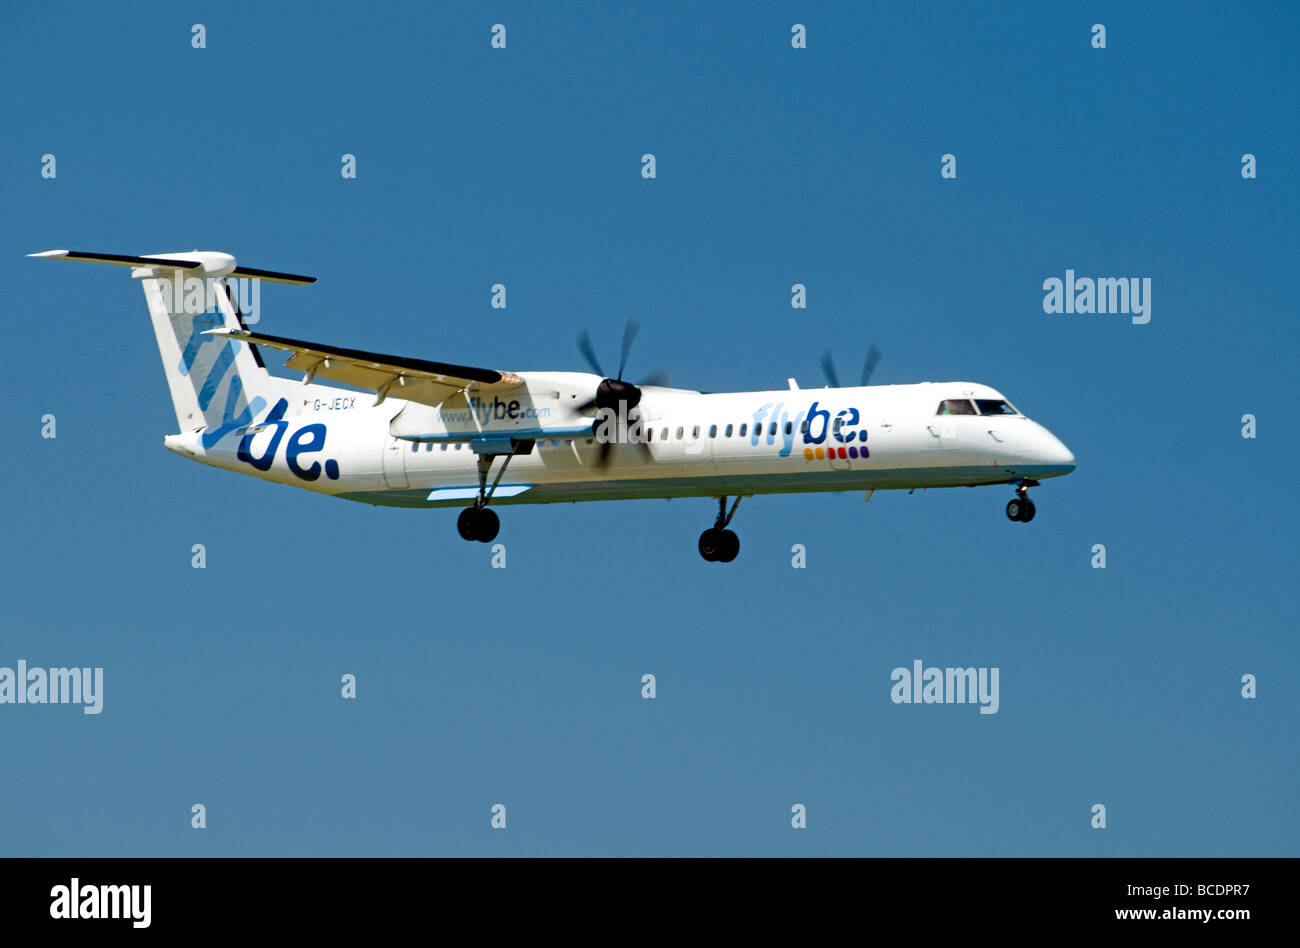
699, 496, 742, 562
1005, 478, 1038, 523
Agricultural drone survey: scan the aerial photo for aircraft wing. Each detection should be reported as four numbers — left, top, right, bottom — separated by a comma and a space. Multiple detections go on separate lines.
209, 329, 522, 407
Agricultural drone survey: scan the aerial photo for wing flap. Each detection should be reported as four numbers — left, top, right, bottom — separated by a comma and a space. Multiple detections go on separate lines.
211, 329, 522, 407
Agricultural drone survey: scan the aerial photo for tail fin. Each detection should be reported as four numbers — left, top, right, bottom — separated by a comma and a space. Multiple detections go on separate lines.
30, 250, 314, 447
137, 261, 271, 441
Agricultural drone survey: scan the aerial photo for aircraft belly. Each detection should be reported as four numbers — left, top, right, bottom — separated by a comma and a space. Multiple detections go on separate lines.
336, 462, 1043, 508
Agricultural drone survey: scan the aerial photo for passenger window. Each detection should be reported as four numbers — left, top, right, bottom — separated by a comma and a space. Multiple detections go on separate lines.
937, 399, 976, 415
692, 425, 700, 438
676, 427, 684, 440
646, 428, 653, 442
410, 442, 418, 452
739, 423, 747, 437
725, 424, 733, 437
709, 424, 717, 438
661, 427, 668, 441
440, 444, 447, 451
800, 420, 808, 434
768, 422, 777, 436
975, 399, 1018, 416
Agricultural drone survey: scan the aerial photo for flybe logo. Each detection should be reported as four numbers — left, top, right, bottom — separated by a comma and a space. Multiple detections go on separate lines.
443, 396, 550, 425
168, 307, 268, 450
753, 400, 870, 460
237, 399, 341, 480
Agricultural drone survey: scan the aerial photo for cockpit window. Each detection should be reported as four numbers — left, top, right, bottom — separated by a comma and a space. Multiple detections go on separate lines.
975, 399, 1018, 416
937, 399, 976, 415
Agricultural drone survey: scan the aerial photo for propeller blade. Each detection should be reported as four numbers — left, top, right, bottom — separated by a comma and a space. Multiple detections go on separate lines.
860, 345, 882, 387
636, 369, 670, 389
577, 330, 604, 377
589, 407, 657, 472
820, 350, 841, 389
617, 319, 640, 381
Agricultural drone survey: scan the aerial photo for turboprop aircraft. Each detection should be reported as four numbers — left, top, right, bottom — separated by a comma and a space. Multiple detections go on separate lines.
30, 249, 1076, 562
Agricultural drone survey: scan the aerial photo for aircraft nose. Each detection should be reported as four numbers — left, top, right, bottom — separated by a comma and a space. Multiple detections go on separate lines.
1021, 422, 1075, 473
1041, 431, 1076, 472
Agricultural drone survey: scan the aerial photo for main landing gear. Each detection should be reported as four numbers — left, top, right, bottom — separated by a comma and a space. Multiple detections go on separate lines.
457, 505, 499, 543
699, 496, 742, 563
457, 451, 516, 543
1005, 478, 1039, 523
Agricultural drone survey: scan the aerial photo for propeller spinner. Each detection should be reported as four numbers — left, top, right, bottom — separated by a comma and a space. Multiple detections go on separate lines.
575, 320, 668, 468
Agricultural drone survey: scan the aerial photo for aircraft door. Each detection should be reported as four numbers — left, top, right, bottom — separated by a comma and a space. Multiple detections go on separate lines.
928, 417, 957, 449
382, 436, 409, 488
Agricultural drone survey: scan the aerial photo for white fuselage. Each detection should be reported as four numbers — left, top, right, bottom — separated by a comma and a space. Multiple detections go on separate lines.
164, 371, 1077, 509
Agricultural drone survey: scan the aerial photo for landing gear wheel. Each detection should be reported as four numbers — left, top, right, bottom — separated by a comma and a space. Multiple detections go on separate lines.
700, 496, 744, 562
1006, 498, 1037, 522
457, 507, 480, 541
716, 529, 740, 563
698, 528, 722, 561
458, 507, 501, 542
475, 508, 500, 542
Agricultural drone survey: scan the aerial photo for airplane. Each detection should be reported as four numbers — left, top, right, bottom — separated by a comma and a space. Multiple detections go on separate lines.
30, 249, 1077, 562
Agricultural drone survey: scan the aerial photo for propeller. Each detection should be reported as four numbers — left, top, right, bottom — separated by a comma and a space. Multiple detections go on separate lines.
574, 320, 669, 468
821, 345, 883, 388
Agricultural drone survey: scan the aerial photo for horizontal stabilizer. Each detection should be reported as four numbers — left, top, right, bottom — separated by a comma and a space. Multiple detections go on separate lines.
29, 249, 315, 284
28, 250, 202, 269
229, 266, 316, 285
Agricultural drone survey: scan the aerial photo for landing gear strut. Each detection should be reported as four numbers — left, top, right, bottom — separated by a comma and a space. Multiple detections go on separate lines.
699, 496, 742, 562
457, 451, 515, 543
1005, 478, 1038, 523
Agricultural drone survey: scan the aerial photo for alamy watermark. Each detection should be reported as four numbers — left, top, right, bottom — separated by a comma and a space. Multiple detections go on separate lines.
0, 660, 103, 714
156, 269, 262, 324
50, 878, 150, 928
1043, 270, 1151, 325
890, 659, 999, 714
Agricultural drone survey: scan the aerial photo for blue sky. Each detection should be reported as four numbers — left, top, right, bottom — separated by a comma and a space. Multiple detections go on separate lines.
1, 1, 1295, 855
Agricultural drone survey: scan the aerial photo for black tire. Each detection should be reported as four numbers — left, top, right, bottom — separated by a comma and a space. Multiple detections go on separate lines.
476, 508, 500, 542
698, 528, 721, 561
457, 507, 480, 541
717, 529, 740, 562
1005, 499, 1023, 522
1020, 499, 1036, 523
